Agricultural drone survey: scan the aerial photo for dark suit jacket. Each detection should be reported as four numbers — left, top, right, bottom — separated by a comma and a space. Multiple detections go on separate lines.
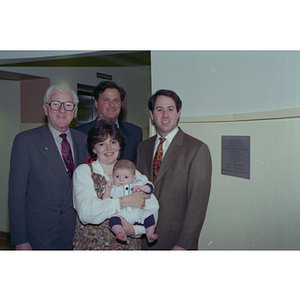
136, 128, 212, 250
8, 124, 89, 250
75, 118, 143, 164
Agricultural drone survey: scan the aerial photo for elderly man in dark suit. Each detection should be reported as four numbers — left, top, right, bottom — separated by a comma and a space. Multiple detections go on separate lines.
136, 89, 212, 250
75, 81, 142, 164
8, 85, 89, 250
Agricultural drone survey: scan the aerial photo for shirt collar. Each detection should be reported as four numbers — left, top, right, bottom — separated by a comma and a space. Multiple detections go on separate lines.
48, 123, 71, 138
156, 127, 179, 144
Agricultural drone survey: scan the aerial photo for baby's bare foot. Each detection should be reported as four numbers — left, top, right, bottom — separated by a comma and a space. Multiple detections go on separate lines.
116, 230, 127, 241
147, 233, 158, 243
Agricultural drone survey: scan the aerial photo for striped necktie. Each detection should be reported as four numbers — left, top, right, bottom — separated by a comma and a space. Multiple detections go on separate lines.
153, 137, 166, 182
60, 134, 74, 179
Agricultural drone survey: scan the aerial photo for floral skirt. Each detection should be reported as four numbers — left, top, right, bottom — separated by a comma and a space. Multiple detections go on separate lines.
73, 216, 141, 250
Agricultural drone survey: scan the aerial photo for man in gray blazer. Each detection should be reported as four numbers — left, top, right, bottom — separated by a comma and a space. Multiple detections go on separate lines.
136, 89, 212, 250
8, 85, 89, 250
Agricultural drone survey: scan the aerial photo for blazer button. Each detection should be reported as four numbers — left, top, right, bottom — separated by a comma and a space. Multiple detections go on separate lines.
60, 211, 63, 215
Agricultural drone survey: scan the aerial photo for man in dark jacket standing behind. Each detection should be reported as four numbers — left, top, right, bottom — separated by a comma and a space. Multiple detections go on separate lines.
75, 81, 143, 164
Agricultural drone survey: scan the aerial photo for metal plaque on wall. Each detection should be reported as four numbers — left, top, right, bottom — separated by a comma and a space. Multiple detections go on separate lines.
221, 136, 250, 179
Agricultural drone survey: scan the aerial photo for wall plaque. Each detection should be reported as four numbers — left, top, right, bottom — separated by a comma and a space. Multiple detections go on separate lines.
221, 136, 250, 179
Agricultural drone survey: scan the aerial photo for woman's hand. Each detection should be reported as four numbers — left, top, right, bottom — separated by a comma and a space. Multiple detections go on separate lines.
122, 192, 150, 209
120, 217, 135, 236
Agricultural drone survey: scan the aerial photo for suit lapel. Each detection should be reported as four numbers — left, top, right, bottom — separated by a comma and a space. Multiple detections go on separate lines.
38, 125, 71, 188
118, 121, 131, 139
71, 130, 81, 168
145, 137, 156, 181
155, 129, 184, 184
137, 136, 156, 181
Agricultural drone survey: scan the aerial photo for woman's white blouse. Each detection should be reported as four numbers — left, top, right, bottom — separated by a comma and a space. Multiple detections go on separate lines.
73, 160, 159, 237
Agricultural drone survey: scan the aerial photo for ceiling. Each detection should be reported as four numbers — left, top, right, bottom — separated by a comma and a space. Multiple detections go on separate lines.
0, 50, 151, 67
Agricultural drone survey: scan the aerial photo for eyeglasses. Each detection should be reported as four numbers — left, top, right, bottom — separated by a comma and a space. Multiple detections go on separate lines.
46, 101, 76, 111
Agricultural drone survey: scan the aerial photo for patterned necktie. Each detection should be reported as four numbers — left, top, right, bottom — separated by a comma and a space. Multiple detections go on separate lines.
153, 137, 166, 182
60, 134, 74, 179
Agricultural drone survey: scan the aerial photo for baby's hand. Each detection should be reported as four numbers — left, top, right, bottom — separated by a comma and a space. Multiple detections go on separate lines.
132, 186, 142, 193
132, 185, 151, 194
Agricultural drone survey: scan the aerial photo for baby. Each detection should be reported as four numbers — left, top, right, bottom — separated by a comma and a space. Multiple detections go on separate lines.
102, 159, 158, 243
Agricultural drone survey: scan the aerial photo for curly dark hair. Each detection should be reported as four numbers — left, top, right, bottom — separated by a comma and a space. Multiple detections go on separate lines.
93, 80, 126, 102
87, 119, 125, 160
148, 89, 182, 112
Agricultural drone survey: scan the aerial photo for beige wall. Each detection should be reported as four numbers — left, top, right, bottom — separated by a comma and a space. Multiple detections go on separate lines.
178, 112, 300, 250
